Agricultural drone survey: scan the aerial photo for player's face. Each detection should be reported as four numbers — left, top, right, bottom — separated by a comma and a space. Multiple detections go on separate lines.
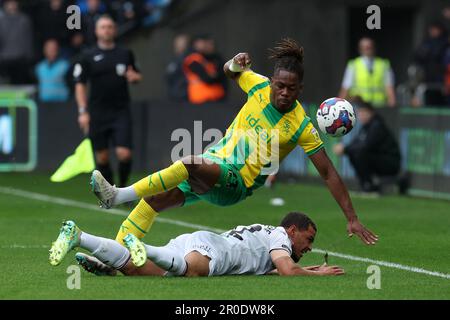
270, 70, 302, 112
290, 225, 316, 260
95, 18, 117, 42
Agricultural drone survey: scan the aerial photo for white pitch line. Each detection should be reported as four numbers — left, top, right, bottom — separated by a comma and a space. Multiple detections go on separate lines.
312, 249, 450, 279
0, 186, 449, 280
0, 186, 225, 233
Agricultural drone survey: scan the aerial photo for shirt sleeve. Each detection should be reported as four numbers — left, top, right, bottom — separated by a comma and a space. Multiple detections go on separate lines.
268, 227, 292, 255
298, 121, 324, 156
384, 67, 394, 87
341, 63, 354, 89
237, 70, 269, 94
73, 53, 89, 84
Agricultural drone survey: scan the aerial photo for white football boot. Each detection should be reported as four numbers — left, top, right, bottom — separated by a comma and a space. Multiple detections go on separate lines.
90, 170, 118, 209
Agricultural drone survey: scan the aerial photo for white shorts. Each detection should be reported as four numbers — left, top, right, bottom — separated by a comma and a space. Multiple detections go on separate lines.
164, 231, 233, 276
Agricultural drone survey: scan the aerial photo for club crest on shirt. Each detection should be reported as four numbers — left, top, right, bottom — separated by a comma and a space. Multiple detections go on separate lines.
116, 64, 126, 76
73, 63, 82, 77
282, 119, 291, 135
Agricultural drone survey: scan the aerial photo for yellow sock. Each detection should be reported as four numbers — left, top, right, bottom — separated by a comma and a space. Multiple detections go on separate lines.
115, 199, 158, 245
132, 160, 189, 198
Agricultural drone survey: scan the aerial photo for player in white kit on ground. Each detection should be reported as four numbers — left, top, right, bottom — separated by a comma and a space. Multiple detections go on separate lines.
49, 212, 344, 277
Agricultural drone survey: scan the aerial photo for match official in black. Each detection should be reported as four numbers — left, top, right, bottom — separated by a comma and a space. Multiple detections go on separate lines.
73, 15, 142, 187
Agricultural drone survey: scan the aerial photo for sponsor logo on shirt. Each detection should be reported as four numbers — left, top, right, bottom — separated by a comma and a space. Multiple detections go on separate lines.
93, 54, 104, 62
192, 244, 212, 254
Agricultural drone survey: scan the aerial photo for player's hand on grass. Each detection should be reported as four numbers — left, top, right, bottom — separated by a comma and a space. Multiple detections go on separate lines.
316, 264, 345, 276
347, 219, 378, 245
232, 52, 252, 69
78, 112, 90, 135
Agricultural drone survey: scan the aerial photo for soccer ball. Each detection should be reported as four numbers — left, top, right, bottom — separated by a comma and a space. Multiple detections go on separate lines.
316, 98, 356, 137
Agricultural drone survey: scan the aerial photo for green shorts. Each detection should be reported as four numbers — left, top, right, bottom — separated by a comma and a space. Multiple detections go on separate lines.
177, 153, 252, 207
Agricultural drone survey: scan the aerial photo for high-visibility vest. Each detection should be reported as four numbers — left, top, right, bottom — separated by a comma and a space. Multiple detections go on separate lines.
183, 53, 225, 104
348, 57, 390, 107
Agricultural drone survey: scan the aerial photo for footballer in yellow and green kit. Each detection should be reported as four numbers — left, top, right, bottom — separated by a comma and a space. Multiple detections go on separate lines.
90, 38, 378, 248
178, 70, 324, 207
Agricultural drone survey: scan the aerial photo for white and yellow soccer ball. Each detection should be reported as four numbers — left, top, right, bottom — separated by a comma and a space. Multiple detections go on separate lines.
316, 98, 356, 138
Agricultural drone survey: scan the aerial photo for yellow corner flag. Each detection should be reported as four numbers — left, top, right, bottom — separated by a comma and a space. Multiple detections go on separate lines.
50, 138, 95, 182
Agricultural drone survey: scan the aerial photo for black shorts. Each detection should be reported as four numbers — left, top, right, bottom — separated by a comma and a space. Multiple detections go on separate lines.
89, 108, 133, 151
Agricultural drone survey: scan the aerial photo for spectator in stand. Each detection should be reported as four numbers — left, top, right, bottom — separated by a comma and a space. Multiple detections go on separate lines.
339, 37, 396, 108
332, 100, 403, 194
166, 34, 190, 102
183, 34, 227, 104
110, 0, 146, 32
67, 31, 88, 58
82, 0, 106, 46
0, 0, 34, 84
35, 0, 70, 53
77, 0, 107, 14
414, 22, 448, 106
35, 39, 70, 102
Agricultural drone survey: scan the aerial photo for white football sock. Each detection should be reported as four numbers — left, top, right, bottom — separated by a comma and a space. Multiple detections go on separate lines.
113, 186, 138, 205
144, 244, 187, 276
80, 232, 130, 269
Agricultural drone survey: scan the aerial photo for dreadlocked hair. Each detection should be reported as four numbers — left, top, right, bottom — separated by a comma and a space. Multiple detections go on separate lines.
268, 38, 304, 81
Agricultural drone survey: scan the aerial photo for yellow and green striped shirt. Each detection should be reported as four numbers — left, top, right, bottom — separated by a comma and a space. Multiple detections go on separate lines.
206, 70, 323, 190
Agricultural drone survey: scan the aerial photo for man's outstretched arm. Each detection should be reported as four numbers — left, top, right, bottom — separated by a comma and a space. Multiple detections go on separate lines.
270, 250, 344, 276
309, 149, 379, 245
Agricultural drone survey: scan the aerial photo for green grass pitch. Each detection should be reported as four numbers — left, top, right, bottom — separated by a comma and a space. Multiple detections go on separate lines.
0, 173, 449, 300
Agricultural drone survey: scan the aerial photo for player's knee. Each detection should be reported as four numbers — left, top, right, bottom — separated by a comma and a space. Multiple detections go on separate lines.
181, 156, 203, 174
144, 189, 184, 212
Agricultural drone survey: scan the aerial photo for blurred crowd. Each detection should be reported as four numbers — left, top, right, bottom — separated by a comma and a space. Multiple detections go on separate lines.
169, 13, 450, 108
339, 9, 450, 108
409, 19, 450, 106
0, 0, 449, 107
0, 0, 171, 101
166, 34, 227, 104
